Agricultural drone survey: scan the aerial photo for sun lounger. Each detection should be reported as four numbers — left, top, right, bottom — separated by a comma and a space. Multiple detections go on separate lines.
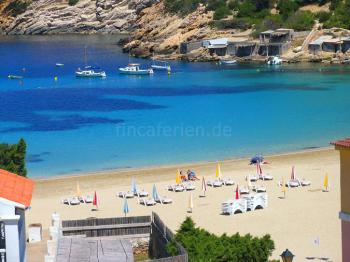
222, 193, 268, 215
134, 190, 149, 197
252, 185, 266, 193
207, 179, 223, 187
183, 183, 196, 191
222, 178, 235, 186
61, 198, 69, 205
155, 196, 173, 204
286, 180, 300, 188
117, 191, 135, 198
239, 187, 250, 194
138, 198, 156, 206
247, 175, 259, 182
84, 195, 93, 203
300, 179, 311, 186
69, 197, 80, 205
167, 184, 185, 192
259, 173, 273, 181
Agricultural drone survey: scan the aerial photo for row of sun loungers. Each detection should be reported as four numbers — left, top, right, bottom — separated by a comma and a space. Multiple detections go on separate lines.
207, 177, 235, 187
222, 193, 268, 215
61, 195, 93, 205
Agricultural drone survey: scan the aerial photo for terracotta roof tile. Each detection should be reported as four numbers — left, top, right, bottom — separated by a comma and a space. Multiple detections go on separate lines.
331, 138, 350, 149
0, 169, 34, 207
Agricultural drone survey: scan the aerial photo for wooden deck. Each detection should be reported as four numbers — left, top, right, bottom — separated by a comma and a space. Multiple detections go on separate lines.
56, 237, 134, 262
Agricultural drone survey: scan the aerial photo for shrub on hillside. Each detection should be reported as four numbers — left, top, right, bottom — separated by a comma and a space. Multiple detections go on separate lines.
237, 1, 256, 17
167, 217, 275, 262
285, 10, 315, 30
253, 14, 283, 37
4, 0, 30, 16
0, 138, 27, 177
277, 0, 299, 20
213, 5, 231, 20
164, 0, 202, 15
68, 0, 79, 6
315, 11, 332, 23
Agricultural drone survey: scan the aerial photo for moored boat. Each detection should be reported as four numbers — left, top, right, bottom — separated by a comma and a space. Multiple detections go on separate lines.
267, 56, 282, 65
8, 75, 23, 79
219, 60, 237, 66
119, 63, 153, 75
75, 66, 106, 78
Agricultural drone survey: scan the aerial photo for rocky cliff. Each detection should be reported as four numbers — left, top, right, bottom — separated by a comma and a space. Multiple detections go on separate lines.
0, 0, 159, 35
125, 2, 249, 60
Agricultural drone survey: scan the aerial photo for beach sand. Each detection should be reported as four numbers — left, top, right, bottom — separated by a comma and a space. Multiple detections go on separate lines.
27, 148, 341, 261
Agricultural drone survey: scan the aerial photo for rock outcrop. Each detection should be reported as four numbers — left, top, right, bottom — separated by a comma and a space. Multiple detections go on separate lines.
1, 0, 159, 35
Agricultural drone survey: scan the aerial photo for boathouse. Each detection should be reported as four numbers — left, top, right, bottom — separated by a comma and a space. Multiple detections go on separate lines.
203, 38, 228, 56
227, 42, 257, 57
179, 40, 202, 54
258, 28, 294, 56
0, 169, 34, 262
308, 35, 333, 55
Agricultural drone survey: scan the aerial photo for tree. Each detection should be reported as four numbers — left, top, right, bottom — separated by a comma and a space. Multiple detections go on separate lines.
278, 0, 299, 20
0, 139, 27, 177
285, 10, 315, 30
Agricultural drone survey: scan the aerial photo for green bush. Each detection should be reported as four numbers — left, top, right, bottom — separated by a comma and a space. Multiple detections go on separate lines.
324, 0, 350, 29
0, 139, 27, 177
237, 1, 256, 17
68, 0, 79, 6
164, 0, 202, 15
210, 18, 253, 29
4, 0, 30, 16
213, 5, 232, 20
228, 0, 239, 10
277, 0, 299, 20
253, 14, 283, 37
168, 217, 275, 262
285, 10, 315, 30
315, 11, 332, 23
206, 0, 226, 11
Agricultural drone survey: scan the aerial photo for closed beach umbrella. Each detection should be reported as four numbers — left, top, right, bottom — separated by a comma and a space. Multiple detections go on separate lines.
235, 185, 240, 200
201, 177, 207, 196
188, 192, 194, 213
131, 178, 137, 194
291, 166, 296, 180
216, 163, 222, 179
76, 181, 82, 198
324, 173, 329, 192
93, 191, 98, 210
176, 169, 181, 184
281, 177, 286, 198
257, 162, 263, 176
123, 198, 129, 217
247, 175, 252, 188
152, 184, 159, 200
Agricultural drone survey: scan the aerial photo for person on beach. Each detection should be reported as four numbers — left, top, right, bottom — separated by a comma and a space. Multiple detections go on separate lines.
180, 170, 187, 182
187, 170, 199, 181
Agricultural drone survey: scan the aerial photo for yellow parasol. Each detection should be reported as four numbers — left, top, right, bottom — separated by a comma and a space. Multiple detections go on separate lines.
176, 169, 181, 184
324, 173, 329, 191
216, 162, 222, 179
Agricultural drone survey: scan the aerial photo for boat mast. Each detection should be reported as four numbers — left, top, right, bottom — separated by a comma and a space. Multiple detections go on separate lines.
84, 46, 88, 67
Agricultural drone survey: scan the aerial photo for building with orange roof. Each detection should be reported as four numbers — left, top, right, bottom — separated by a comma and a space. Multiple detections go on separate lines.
332, 138, 350, 262
0, 169, 34, 262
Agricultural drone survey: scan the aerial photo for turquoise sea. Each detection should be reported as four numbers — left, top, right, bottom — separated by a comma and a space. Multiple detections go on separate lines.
0, 35, 349, 177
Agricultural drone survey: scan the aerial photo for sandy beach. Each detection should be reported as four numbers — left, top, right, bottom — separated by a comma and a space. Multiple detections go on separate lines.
27, 148, 341, 261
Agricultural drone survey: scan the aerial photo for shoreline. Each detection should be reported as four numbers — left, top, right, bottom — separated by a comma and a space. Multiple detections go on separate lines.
32, 145, 333, 181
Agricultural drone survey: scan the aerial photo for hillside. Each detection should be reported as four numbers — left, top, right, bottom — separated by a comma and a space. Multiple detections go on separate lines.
0, 0, 158, 34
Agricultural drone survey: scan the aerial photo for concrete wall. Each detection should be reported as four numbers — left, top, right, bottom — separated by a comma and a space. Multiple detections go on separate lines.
342, 220, 350, 261
3, 218, 20, 262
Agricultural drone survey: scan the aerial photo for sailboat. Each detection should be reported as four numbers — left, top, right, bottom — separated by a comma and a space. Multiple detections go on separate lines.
75, 47, 106, 78
119, 36, 153, 75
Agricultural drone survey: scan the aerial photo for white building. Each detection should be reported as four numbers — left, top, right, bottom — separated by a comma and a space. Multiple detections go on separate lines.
0, 169, 34, 262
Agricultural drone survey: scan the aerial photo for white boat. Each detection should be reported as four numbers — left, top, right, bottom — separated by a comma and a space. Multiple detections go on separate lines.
75, 66, 106, 78
151, 61, 171, 71
56, 63, 64, 67
267, 56, 282, 65
219, 60, 237, 66
119, 63, 153, 75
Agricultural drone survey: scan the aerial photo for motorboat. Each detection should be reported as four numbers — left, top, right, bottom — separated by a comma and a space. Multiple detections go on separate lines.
219, 60, 237, 66
55, 63, 64, 67
151, 60, 171, 71
119, 63, 153, 75
75, 66, 106, 78
8, 75, 23, 79
267, 56, 282, 65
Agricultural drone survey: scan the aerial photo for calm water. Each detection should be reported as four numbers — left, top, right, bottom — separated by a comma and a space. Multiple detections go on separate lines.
0, 35, 349, 177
